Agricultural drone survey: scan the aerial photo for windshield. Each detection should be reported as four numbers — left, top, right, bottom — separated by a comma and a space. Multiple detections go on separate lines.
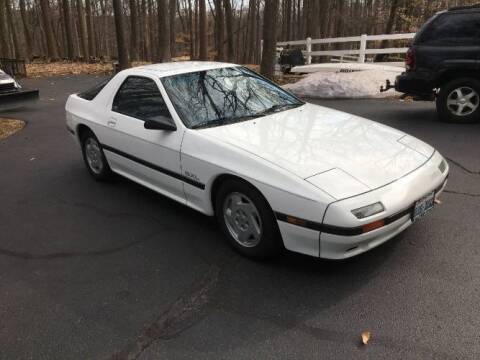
161, 66, 304, 129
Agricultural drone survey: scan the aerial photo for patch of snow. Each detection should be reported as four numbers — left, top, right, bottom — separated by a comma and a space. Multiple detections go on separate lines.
283, 69, 403, 99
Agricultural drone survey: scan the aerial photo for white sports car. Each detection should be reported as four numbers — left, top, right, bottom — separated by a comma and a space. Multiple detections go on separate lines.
66, 62, 449, 259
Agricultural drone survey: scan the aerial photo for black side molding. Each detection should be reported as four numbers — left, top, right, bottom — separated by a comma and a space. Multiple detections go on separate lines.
101, 143, 205, 190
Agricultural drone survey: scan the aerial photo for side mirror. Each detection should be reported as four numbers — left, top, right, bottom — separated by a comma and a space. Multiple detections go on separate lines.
144, 117, 177, 131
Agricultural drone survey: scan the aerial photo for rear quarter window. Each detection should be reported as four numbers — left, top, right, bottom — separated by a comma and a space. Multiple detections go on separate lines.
416, 12, 480, 46
78, 77, 111, 100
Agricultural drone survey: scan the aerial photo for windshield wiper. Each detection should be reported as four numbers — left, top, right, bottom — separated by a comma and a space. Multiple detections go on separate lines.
191, 118, 228, 129
259, 103, 302, 116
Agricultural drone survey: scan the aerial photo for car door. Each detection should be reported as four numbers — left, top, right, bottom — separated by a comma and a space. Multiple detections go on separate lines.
103, 74, 186, 204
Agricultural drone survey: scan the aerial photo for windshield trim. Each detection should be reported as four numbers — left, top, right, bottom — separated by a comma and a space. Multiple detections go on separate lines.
160, 65, 305, 130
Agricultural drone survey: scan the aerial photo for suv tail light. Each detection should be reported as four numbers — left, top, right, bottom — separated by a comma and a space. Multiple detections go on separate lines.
405, 48, 415, 70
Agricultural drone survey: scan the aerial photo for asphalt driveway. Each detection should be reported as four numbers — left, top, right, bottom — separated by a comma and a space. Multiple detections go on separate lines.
0, 75, 479, 359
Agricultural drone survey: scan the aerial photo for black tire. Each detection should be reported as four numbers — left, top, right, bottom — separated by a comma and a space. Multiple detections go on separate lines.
436, 78, 480, 123
214, 179, 282, 259
80, 130, 113, 181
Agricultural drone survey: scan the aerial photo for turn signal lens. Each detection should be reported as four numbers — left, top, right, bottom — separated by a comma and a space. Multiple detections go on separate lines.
351, 202, 385, 219
362, 219, 385, 233
286, 216, 307, 227
438, 160, 447, 174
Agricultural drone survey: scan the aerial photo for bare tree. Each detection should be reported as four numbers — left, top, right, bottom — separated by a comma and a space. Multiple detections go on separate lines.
169, 0, 176, 57
112, 0, 131, 69
85, 0, 95, 57
0, 0, 10, 57
158, 0, 171, 61
129, 0, 139, 60
39, 0, 59, 59
188, 0, 194, 59
223, 0, 234, 62
62, 0, 76, 59
260, 0, 279, 79
76, 0, 89, 59
5, 0, 21, 58
213, 0, 224, 60
199, 0, 207, 60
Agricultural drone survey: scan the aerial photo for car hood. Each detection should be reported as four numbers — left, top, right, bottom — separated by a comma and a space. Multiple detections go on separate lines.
200, 103, 434, 199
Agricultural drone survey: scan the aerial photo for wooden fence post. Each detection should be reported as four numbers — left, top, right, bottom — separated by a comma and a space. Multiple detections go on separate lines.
306, 37, 312, 64
358, 34, 367, 63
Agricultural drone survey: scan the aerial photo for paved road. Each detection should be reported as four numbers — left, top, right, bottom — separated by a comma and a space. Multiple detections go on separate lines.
1, 75, 479, 359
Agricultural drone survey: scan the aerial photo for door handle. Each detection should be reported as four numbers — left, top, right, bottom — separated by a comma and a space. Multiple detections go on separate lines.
107, 118, 117, 128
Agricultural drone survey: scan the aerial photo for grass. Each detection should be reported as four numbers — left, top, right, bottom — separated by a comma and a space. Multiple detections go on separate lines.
0, 118, 25, 140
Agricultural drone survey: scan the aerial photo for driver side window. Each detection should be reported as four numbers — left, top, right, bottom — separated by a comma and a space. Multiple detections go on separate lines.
112, 76, 173, 122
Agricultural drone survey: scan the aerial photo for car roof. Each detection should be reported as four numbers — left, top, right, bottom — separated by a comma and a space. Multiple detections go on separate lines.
448, 4, 480, 12
123, 61, 239, 78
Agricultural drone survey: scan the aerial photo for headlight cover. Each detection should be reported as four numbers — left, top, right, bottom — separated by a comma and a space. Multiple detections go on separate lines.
351, 202, 385, 219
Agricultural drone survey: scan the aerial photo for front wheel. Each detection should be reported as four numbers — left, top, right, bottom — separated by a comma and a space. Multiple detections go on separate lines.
436, 78, 480, 123
215, 179, 282, 259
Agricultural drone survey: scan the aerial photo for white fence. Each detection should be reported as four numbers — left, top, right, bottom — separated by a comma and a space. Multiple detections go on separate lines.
277, 33, 416, 64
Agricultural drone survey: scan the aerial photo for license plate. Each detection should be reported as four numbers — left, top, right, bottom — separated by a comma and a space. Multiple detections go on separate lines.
412, 191, 435, 222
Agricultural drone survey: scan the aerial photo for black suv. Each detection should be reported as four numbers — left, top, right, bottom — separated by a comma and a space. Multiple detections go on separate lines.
395, 5, 480, 123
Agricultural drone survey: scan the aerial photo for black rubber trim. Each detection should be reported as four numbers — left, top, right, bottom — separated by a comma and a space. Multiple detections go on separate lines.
275, 176, 448, 236
100, 143, 205, 190
275, 207, 413, 236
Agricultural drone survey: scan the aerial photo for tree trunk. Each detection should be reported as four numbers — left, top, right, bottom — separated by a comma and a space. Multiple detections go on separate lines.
76, 0, 89, 59
62, 0, 75, 59
188, 0, 194, 59
112, 0, 131, 69
5, 0, 21, 59
246, 0, 256, 64
285, 0, 292, 40
235, 0, 244, 63
376, 0, 399, 61
169, 0, 176, 57
141, 0, 150, 60
223, 0, 234, 62
85, 0, 95, 58
0, 0, 10, 57
199, 0, 208, 60
157, 0, 171, 62
213, 0, 224, 60
19, 0, 32, 60
129, 0, 139, 60
260, 0, 279, 79
148, 0, 155, 60
100, 0, 110, 59
39, 0, 59, 60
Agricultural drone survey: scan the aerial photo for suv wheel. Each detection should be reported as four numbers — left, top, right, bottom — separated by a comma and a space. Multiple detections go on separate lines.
437, 78, 480, 123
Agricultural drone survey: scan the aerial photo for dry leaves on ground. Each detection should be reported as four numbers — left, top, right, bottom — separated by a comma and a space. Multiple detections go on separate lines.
26, 61, 152, 78
0, 118, 25, 140
361, 331, 371, 345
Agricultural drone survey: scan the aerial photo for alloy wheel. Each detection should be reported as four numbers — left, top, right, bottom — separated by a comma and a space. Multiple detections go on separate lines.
446, 87, 479, 116
84, 138, 104, 174
223, 192, 263, 248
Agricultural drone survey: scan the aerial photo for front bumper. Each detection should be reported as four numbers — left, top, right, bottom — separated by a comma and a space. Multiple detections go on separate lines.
0, 89, 39, 110
319, 151, 448, 259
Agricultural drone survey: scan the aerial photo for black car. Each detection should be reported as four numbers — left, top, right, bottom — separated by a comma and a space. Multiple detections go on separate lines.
394, 5, 480, 123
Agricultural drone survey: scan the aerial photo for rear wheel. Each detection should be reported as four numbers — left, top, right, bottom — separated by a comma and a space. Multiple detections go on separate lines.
215, 179, 281, 259
80, 130, 113, 181
436, 78, 480, 123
